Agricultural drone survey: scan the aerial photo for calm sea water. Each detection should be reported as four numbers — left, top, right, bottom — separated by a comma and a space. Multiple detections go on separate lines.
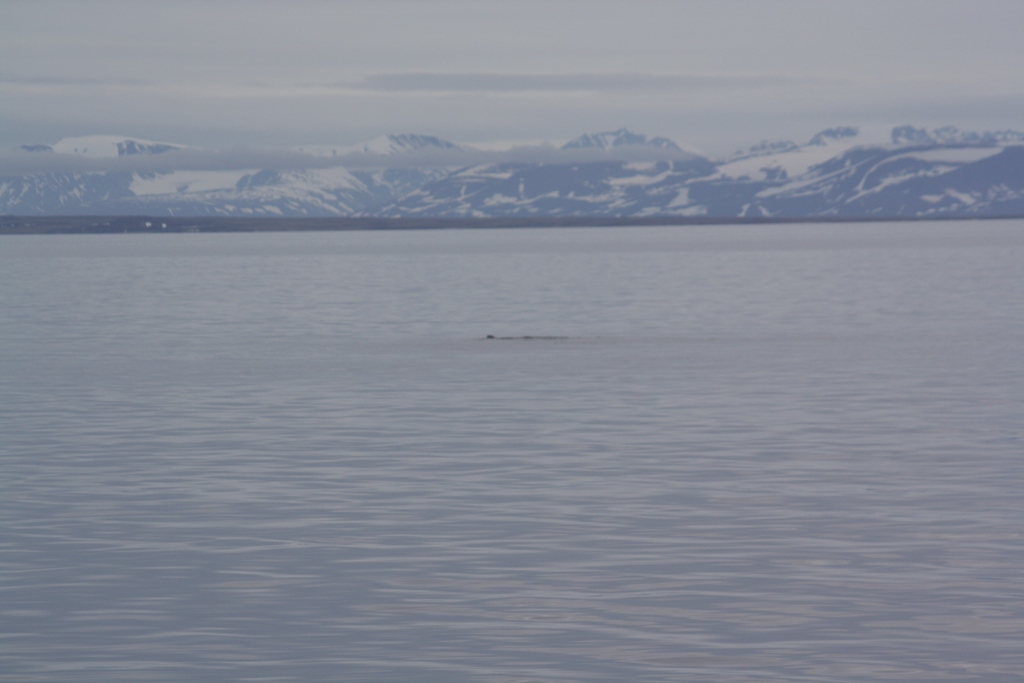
1, 221, 1023, 682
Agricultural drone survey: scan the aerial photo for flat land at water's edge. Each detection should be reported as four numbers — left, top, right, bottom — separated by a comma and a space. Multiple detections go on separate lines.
3, 214, 1024, 234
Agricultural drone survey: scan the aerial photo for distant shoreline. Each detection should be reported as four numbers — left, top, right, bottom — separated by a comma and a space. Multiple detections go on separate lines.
1, 214, 1022, 235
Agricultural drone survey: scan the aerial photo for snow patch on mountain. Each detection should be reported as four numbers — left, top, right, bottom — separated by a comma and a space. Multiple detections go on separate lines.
712, 125, 1016, 185
131, 170, 253, 196
716, 146, 847, 182
717, 127, 872, 180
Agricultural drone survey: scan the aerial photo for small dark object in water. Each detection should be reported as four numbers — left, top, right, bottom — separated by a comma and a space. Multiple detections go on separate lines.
484, 335, 563, 340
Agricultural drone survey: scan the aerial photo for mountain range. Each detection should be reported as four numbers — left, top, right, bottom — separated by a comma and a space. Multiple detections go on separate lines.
3, 126, 1023, 220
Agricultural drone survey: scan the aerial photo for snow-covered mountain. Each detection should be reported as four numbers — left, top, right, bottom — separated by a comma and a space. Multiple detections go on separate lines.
3, 127, 1022, 219
23, 135, 186, 158
374, 126, 1023, 218
346, 133, 464, 156
690, 126, 1024, 218
293, 134, 466, 161
728, 143, 1022, 218
561, 128, 685, 153
2, 134, 461, 217
378, 158, 715, 217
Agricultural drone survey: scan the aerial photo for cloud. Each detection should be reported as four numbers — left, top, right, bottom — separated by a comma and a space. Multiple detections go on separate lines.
0, 147, 332, 174
0, 71, 826, 100
0, 73, 152, 87
349, 72, 816, 94
0, 140, 701, 175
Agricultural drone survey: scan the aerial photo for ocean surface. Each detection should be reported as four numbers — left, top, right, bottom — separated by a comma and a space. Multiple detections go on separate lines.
2, 220, 1022, 683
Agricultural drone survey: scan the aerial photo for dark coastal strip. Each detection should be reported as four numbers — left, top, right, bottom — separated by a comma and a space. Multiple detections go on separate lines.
2, 213, 1023, 235
484, 335, 569, 340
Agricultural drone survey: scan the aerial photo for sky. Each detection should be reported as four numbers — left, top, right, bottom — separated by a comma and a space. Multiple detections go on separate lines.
2, 0, 1023, 160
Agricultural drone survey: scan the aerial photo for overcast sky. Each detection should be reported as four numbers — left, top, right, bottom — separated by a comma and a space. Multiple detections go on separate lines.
2, 0, 1023, 158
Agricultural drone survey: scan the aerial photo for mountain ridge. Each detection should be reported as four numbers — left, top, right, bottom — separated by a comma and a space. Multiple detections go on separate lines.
3, 127, 1023, 220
